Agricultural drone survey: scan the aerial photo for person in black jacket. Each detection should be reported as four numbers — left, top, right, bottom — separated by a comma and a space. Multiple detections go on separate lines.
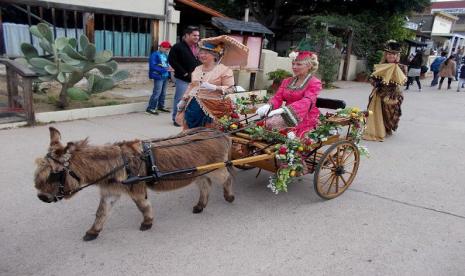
405, 51, 423, 91
168, 26, 201, 126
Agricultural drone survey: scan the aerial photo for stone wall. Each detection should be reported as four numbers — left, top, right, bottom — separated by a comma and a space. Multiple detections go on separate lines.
118, 62, 151, 85
338, 55, 368, 81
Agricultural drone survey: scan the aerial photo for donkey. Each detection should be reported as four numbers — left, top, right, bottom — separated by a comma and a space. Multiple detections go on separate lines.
34, 127, 234, 241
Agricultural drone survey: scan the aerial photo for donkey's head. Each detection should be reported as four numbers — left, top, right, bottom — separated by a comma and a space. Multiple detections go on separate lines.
34, 127, 85, 203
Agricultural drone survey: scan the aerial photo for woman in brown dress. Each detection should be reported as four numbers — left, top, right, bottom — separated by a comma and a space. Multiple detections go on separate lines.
363, 40, 407, 142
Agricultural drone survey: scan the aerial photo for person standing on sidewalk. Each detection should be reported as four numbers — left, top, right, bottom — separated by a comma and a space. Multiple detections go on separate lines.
456, 57, 465, 92
168, 26, 201, 126
147, 41, 172, 115
406, 51, 423, 91
438, 55, 456, 90
430, 51, 447, 87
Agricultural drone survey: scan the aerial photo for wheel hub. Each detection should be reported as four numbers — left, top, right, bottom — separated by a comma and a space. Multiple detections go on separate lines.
335, 166, 345, 176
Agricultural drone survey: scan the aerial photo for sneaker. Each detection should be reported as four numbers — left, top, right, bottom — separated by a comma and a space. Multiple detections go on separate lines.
418, 88, 422, 92
173, 121, 181, 127
146, 109, 159, 115
157, 107, 170, 113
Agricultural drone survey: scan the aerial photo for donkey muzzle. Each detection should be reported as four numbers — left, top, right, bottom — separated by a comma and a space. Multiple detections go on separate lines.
37, 193, 54, 203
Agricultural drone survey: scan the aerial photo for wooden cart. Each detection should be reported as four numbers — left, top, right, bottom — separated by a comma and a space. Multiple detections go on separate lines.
195, 98, 362, 200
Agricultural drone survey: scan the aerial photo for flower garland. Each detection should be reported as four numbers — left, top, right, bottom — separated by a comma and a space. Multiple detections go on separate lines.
268, 132, 305, 194
331, 107, 370, 157
234, 94, 269, 115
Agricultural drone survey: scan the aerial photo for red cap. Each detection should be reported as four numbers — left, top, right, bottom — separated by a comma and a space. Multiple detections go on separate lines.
159, 41, 172, 48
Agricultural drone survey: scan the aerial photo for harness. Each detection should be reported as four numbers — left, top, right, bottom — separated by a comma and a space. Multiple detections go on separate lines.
45, 152, 129, 202
44, 117, 263, 200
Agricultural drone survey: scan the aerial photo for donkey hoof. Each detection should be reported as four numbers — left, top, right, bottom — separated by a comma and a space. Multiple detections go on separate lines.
83, 232, 99, 241
225, 195, 235, 203
192, 205, 204, 214
140, 223, 152, 231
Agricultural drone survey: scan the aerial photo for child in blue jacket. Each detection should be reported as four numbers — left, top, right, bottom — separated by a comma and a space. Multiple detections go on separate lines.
147, 41, 172, 114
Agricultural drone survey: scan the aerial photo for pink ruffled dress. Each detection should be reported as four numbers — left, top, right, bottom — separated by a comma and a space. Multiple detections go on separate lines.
267, 75, 322, 138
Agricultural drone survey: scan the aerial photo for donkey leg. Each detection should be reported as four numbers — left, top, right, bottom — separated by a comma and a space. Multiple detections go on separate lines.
193, 177, 212, 214
129, 184, 154, 231
223, 173, 235, 203
84, 194, 121, 241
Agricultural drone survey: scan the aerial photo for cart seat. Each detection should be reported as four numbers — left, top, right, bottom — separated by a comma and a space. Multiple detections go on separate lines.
316, 98, 346, 110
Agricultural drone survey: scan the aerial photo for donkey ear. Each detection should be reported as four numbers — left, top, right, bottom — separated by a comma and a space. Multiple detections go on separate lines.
49, 127, 61, 145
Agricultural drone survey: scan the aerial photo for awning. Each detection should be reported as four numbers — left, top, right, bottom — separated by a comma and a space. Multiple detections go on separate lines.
211, 17, 274, 35
404, 39, 427, 47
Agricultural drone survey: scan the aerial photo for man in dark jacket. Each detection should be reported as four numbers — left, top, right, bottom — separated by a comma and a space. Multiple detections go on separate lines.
168, 26, 201, 126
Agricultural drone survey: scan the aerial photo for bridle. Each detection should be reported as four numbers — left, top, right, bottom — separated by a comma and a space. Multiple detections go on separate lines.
44, 152, 127, 202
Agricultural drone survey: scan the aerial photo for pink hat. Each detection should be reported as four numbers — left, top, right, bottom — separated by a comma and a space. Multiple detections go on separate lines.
295, 51, 315, 61
159, 41, 172, 48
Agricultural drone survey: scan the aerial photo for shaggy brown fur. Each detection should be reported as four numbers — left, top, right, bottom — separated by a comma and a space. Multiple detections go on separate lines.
34, 127, 234, 241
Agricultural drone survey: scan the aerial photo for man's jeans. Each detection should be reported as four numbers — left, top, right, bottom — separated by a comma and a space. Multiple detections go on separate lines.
172, 78, 189, 121
147, 79, 168, 111
431, 71, 440, 86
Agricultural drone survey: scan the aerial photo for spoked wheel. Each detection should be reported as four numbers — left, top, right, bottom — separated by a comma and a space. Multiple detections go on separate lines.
314, 140, 360, 200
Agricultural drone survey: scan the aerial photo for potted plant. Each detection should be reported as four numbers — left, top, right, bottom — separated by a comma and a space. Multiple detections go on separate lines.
267, 69, 292, 94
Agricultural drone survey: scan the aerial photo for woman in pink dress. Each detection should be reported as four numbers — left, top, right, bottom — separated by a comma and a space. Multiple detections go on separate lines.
256, 51, 321, 138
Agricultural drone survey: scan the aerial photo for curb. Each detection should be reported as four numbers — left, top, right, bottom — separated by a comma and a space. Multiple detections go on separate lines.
35, 102, 148, 123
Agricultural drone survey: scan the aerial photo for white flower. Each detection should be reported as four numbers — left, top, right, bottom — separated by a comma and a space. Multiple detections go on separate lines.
287, 131, 297, 140
329, 129, 338, 135
321, 137, 328, 142
288, 51, 298, 60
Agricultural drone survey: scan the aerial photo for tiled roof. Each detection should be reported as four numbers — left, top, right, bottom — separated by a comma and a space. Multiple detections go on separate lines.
211, 17, 274, 35
431, 1, 465, 9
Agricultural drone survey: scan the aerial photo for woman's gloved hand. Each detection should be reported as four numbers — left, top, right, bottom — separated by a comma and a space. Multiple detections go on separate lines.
200, 82, 217, 91
177, 99, 186, 111
256, 104, 271, 117
268, 108, 284, 117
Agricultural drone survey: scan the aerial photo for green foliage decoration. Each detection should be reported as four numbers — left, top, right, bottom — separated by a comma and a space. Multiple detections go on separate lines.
18, 23, 129, 108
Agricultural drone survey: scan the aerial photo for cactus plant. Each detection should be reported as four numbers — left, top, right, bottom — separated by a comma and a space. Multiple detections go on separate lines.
18, 23, 129, 108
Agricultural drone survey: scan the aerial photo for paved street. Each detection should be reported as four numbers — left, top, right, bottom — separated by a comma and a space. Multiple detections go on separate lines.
1, 79, 464, 276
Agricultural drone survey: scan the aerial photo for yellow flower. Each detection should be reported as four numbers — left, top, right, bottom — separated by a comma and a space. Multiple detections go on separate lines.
352, 107, 361, 113
230, 123, 238, 129
298, 146, 304, 152
290, 170, 296, 177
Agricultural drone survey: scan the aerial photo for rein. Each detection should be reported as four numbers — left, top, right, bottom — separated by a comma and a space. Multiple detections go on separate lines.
149, 114, 261, 150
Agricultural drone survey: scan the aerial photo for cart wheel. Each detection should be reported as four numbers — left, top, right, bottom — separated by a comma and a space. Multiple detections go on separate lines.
314, 140, 360, 200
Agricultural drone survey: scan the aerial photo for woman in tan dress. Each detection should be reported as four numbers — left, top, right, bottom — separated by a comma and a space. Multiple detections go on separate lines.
175, 40, 236, 129
363, 40, 407, 142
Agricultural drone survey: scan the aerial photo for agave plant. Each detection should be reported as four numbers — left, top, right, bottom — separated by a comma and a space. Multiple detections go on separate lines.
18, 23, 129, 108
